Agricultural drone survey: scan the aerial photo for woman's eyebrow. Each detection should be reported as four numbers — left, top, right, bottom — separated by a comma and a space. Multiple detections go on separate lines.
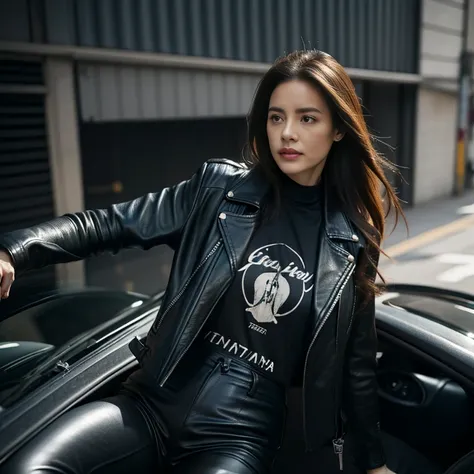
268, 106, 322, 114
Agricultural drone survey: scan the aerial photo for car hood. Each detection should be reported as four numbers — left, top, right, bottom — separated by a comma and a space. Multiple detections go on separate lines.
378, 284, 474, 338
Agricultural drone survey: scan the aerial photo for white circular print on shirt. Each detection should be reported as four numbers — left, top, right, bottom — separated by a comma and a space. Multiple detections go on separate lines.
238, 243, 314, 324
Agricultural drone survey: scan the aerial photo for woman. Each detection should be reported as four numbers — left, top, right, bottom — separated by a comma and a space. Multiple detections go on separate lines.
0, 50, 413, 474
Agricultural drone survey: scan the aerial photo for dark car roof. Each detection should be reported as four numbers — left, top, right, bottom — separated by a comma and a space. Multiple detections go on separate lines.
0, 287, 149, 323
379, 284, 474, 339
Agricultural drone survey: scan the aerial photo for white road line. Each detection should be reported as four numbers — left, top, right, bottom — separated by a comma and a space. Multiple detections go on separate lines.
457, 203, 474, 215
436, 253, 474, 283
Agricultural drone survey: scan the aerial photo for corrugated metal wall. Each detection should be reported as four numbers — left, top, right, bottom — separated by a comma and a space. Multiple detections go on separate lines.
77, 63, 260, 121
1, 0, 420, 74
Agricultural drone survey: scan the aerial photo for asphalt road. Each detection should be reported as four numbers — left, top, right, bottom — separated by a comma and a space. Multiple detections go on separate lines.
379, 190, 474, 295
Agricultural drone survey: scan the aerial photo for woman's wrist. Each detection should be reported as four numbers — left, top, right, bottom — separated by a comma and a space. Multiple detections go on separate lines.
367, 466, 394, 474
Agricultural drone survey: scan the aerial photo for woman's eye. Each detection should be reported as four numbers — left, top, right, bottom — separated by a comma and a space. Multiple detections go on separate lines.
302, 115, 316, 124
269, 114, 283, 123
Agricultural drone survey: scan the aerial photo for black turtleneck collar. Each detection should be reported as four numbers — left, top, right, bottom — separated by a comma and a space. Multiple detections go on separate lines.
279, 171, 322, 205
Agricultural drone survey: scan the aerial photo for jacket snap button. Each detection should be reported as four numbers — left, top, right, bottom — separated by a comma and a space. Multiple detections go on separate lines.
351, 234, 359, 242
347, 254, 355, 262
219, 212, 227, 220
227, 191, 234, 198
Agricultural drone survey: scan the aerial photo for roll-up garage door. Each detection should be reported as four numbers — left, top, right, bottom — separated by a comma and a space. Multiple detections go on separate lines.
0, 58, 56, 304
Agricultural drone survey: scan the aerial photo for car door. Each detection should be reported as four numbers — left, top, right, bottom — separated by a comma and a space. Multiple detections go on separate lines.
376, 288, 474, 470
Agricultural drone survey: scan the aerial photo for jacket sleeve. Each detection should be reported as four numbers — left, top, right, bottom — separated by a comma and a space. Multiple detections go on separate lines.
0, 163, 208, 276
343, 249, 386, 470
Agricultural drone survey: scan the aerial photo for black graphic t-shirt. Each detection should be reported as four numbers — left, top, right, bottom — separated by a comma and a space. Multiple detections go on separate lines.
203, 174, 322, 386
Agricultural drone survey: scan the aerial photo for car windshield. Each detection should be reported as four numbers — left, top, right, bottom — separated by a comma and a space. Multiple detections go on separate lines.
381, 285, 474, 337
0, 286, 152, 405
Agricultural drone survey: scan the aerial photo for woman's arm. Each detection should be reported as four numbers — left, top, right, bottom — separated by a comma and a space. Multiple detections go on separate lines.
0, 163, 208, 277
343, 247, 391, 472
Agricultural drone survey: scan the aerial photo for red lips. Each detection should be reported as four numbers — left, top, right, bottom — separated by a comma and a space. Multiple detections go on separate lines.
279, 147, 302, 160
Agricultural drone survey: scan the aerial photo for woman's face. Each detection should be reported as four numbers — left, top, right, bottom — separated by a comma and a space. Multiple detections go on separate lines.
266, 79, 343, 186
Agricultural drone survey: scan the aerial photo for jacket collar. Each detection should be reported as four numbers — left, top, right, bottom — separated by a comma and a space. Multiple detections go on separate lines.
323, 181, 359, 242
226, 166, 268, 209
227, 165, 358, 242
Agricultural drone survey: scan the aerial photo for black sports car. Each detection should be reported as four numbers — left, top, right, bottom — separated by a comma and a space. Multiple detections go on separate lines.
1, 284, 474, 473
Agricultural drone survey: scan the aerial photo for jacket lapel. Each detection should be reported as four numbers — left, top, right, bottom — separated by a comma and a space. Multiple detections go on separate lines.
217, 167, 269, 272
218, 212, 258, 272
312, 181, 361, 327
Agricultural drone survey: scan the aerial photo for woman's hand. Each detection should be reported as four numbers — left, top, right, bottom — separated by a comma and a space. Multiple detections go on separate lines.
0, 250, 15, 299
367, 467, 396, 474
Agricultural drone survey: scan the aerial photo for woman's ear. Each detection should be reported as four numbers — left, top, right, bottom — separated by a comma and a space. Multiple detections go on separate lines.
334, 130, 345, 142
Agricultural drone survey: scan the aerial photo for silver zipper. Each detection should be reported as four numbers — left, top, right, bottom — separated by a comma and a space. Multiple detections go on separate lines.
160, 281, 229, 387
159, 240, 226, 387
334, 302, 343, 446
152, 240, 223, 338
346, 284, 357, 336
302, 261, 355, 451
332, 283, 358, 471
333, 437, 345, 470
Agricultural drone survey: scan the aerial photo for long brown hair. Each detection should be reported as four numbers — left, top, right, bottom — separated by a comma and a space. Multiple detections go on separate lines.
244, 49, 406, 299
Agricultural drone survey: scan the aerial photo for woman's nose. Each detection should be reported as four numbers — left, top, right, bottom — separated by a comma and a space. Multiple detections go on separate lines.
282, 121, 297, 141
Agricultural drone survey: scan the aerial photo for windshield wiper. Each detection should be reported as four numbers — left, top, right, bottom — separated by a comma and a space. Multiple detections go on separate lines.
1, 291, 162, 406
0, 333, 98, 406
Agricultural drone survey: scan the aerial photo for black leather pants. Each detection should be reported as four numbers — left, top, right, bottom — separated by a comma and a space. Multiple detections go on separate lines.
4, 348, 287, 474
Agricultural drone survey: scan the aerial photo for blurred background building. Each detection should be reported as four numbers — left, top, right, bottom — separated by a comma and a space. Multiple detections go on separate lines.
0, 0, 472, 300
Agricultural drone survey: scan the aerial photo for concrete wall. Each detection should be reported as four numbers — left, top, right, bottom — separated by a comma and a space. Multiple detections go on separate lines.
45, 58, 85, 287
413, 87, 457, 204
419, 0, 464, 84
413, 0, 464, 204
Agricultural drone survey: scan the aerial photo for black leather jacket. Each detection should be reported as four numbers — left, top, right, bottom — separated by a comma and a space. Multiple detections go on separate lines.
0, 159, 385, 470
